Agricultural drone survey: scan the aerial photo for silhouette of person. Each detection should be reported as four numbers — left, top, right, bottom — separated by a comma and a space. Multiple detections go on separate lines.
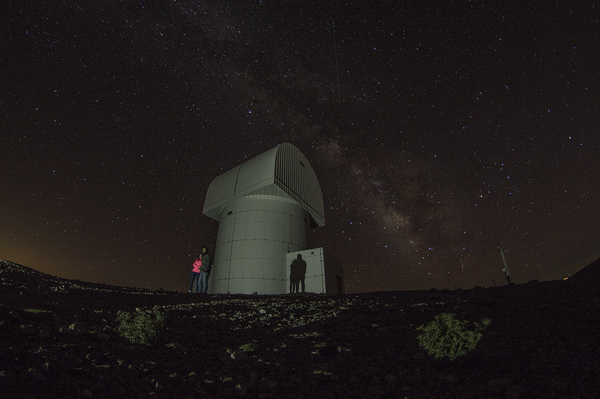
289, 260, 298, 293
290, 254, 307, 293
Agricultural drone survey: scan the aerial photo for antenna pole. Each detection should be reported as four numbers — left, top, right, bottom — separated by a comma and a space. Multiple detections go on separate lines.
499, 246, 511, 284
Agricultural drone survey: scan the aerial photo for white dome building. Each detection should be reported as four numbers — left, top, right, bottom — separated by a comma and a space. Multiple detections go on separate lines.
203, 143, 343, 295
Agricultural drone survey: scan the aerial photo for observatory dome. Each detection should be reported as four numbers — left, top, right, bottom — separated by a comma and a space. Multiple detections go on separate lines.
202, 143, 329, 294
203, 143, 325, 227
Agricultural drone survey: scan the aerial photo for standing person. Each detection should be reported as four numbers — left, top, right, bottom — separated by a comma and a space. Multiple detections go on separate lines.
289, 254, 306, 293
298, 254, 307, 293
289, 259, 299, 293
198, 247, 212, 294
189, 254, 202, 293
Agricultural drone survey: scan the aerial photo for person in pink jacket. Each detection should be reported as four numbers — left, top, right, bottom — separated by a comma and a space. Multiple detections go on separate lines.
188, 255, 202, 293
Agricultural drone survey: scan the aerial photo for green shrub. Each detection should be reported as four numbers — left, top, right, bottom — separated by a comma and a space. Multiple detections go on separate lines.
116, 308, 165, 345
238, 343, 257, 352
416, 313, 491, 360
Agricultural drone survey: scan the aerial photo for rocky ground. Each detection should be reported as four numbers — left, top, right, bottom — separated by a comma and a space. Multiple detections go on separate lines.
1, 258, 599, 398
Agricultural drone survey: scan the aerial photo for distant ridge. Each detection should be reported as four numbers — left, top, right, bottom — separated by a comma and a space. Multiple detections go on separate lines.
0, 259, 165, 295
568, 258, 600, 283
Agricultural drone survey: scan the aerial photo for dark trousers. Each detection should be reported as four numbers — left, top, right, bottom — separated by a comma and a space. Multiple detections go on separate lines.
189, 272, 200, 292
199, 271, 209, 293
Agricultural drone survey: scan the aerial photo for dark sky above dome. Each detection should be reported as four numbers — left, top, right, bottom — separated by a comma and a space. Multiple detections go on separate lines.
1, 1, 599, 292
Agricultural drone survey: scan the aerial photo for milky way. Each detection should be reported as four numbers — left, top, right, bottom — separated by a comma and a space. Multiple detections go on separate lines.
1, 1, 599, 292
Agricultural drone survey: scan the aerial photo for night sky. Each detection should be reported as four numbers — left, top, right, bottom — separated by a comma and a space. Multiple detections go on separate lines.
2, 1, 599, 293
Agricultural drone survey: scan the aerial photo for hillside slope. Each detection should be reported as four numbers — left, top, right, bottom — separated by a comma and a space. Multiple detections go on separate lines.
1, 259, 599, 398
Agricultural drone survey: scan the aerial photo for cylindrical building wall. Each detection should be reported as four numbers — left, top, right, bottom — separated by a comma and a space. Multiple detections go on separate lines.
209, 196, 310, 294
